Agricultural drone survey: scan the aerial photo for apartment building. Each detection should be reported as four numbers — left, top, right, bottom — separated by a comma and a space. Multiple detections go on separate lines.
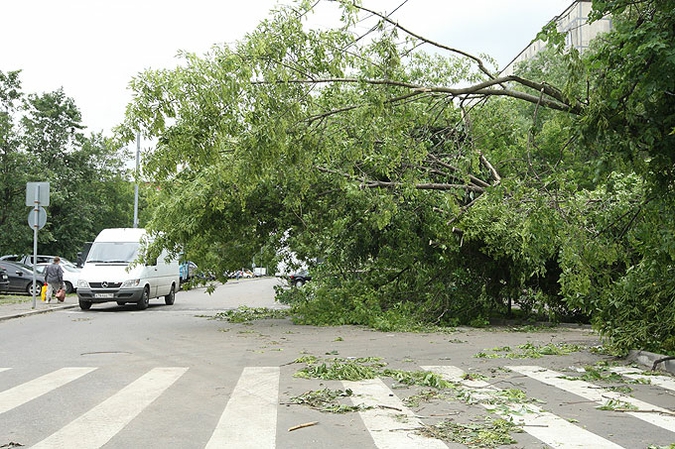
501, 0, 612, 76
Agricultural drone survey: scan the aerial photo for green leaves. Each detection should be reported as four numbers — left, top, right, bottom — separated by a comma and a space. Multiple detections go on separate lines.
0, 71, 134, 259
115, 1, 675, 354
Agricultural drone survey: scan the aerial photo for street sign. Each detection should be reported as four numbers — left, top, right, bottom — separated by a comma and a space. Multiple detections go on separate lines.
28, 206, 47, 230
26, 182, 50, 206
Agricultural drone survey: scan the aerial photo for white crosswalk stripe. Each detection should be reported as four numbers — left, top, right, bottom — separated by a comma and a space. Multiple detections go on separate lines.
206, 366, 280, 449
610, 366, 675, 392
0, 367, 97, 415
423, 365, 624, 449
31, 367, 188, 449
2, 364, 675, 448
342, 378, 448, 448
508, 365, 675, 433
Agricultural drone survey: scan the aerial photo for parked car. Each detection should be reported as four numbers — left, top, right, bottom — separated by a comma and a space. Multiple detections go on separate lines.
230, 269, 253, 279
0, 261, 45, 295
0, 254, 77, 269
289, 269, 311, 287
34, 263, 81, 293
179, 261, 198, 284
0, 267, 9, 292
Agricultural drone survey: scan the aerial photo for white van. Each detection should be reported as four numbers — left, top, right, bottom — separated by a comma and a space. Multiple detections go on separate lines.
76, 228, 179, 310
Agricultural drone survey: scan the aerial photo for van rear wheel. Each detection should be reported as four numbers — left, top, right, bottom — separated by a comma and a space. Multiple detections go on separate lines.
165, 285, 176, 305
136, 287, 150, 310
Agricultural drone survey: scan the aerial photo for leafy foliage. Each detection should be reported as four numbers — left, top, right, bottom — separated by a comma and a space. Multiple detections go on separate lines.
118, 1, 675, 353
0, 70, 137, 260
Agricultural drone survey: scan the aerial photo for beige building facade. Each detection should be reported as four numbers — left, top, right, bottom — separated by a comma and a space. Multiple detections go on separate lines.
501, 0, 612, 76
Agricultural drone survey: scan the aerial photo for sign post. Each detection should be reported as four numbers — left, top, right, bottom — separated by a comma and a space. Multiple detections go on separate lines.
26, 182, 49, 309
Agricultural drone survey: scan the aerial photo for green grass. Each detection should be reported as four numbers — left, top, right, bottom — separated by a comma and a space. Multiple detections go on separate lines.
0, 295, 33, 305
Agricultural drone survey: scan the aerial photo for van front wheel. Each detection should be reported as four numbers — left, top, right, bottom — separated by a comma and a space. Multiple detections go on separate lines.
136, 287, 150, 310
79, 299, 92, 310
165, 285, 176, 305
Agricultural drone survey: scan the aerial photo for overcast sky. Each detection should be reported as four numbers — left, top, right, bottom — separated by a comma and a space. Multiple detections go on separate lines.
1, 0, 572, 136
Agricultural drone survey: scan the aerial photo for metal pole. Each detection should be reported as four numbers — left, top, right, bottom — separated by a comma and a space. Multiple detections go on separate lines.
31, 185, 39, 309
133, 132, 140, 228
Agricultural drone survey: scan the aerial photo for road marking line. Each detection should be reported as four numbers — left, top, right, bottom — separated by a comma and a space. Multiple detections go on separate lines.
0, 367, 96, 415
206, 366, 279, 449
31, 367, 188, 449
509, 365, 675, 433
342, 378, 448, 449
610, 366, 675, 392
423, 365, 624, 449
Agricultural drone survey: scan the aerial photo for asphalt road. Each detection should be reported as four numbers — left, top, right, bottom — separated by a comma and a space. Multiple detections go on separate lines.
1, 277, 674, 448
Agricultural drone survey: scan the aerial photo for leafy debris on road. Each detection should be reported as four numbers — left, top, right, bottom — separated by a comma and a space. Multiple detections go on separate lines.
292, 355, 452, 388
419, 416, 522, 448
474, 342, 585, 359
288, 388, 371, 413
212, 306, 290, 322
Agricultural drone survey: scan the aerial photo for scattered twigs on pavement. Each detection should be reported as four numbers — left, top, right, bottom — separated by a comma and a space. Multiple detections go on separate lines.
288, 421, 319, 432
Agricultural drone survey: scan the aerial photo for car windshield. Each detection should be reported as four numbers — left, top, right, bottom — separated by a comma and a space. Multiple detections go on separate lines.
86, 242, 140, 264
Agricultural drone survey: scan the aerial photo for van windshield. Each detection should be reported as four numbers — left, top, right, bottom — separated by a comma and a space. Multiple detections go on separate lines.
86, 242, 140, 264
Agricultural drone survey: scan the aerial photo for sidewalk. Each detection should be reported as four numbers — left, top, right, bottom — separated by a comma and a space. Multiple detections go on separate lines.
0, 295, 77, 321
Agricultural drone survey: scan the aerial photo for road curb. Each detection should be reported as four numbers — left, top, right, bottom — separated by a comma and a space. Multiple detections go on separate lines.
627, 349, 675, 375
0, 303, 77, 321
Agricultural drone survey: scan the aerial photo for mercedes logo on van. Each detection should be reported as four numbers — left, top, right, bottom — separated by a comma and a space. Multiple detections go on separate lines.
102, 281, 109, 288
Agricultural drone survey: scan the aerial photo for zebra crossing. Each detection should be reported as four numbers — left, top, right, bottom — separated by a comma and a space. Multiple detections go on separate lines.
1, 364, 674, 448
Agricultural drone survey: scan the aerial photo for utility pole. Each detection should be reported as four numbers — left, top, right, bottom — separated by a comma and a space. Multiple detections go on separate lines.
133, 132, 140, 228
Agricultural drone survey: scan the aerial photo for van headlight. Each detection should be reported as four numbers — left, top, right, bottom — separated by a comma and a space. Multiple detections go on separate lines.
77, 279, 89, 288
121, 279, 141, 288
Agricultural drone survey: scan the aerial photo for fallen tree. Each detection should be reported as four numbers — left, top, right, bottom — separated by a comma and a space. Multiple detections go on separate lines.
119, 0, 675, 354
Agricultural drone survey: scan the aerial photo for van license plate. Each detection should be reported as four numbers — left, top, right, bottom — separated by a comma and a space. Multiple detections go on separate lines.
94, 293, 114, 299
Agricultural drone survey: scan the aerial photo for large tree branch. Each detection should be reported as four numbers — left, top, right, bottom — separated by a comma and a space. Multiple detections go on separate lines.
364, 180, 485, 192
315, 165, 488, 193
274, 76, 582, 114
426, 153, 492, 188
479, 152, 501, 186
353, 3, 497, 80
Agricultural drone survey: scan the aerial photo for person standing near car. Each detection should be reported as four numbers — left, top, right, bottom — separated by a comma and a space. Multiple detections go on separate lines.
44, 257, 64, 302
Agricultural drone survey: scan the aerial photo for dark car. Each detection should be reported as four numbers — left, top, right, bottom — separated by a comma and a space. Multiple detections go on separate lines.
289, 269, 311, 287
0, 261, 45, 295
0, 267, 9, 292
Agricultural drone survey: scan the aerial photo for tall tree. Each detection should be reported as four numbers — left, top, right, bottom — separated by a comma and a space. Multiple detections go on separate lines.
0, 71, 38, 253
0, 70, 137, 260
